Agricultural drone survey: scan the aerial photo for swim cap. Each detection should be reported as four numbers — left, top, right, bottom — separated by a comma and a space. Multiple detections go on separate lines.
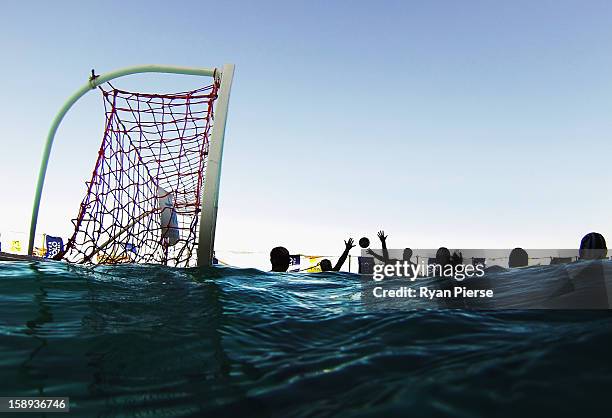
579, 232, 607, 260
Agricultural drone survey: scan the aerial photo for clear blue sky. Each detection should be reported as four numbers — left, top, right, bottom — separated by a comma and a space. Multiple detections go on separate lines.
1, 0, 612, 265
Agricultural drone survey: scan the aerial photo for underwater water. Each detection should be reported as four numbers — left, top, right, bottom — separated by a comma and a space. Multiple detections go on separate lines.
0, 260, 611, 417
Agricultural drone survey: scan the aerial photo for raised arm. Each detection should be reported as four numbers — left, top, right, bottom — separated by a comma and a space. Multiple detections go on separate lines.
366, 248, 387, 263
377, 230, 390, 264
333, 238, 355, 271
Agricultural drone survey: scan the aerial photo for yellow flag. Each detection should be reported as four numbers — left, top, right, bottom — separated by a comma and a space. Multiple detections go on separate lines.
306, 256, 322, 273
10, 240, 22, 253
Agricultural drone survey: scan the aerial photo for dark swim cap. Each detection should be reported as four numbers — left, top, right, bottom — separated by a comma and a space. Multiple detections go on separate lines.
509, 247, 528, 267
579, 232, 607, 260
436, 247, 451, 265
320, 259, 333, 271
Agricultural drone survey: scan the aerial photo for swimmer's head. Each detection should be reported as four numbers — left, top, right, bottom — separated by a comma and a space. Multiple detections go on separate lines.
436, 247, 451, 266
509, 247, 528, 267
403, 248, 413, 261
320, 259, 333, 272
270, 246, 290, 272
579, 232, 607, 260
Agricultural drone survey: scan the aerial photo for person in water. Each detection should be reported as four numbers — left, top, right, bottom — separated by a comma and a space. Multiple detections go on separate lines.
435, 247, 452, 267
546, 232, 610, 309
320, 238, 356, 272
270, 246, 291, 272
509, 247, 529, 267
579, 232, 607, 260
366, 231, 415, 266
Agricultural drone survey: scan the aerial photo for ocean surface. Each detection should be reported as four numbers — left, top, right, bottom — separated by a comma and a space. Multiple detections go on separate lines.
1, 260, 611, 417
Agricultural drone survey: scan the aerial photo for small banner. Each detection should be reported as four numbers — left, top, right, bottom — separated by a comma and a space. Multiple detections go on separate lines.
45, 236, 64, 258
124, 243, 138, 254
289, 255, 300, 266
306, 256, 323, 273
10, 240, 22, 254
358, 256, 375, 274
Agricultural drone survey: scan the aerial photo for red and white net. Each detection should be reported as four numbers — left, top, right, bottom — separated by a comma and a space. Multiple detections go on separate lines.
61, 77, 220, 266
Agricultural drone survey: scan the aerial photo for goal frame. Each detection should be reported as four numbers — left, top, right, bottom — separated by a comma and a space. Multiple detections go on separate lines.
27, 64, 235, 267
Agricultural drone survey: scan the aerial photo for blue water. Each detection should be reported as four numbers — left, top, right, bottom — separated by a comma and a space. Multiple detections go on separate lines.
1, 261, 611, 417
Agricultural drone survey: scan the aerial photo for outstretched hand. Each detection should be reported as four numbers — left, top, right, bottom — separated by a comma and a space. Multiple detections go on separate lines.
377, 230, 387, 242
366, 248, 375, 255
345, 238, 356, 250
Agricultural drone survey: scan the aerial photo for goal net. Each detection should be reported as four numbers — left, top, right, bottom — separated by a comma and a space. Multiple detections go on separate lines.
60, 77, 220, 267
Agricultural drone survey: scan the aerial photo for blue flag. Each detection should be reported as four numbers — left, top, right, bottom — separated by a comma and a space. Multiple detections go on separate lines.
289, 255, 300, 266
45, 235, 64, 258
124, 243, 138, 254
358, 256, 374, 274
